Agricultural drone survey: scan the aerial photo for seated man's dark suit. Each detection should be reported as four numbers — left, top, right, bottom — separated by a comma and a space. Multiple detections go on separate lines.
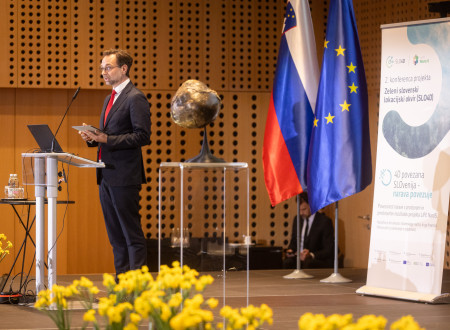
89, 81, 150, 275
284, 212, 334, 269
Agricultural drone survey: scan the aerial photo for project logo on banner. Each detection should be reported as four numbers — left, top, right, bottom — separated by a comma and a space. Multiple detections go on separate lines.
366, 18, 450, 297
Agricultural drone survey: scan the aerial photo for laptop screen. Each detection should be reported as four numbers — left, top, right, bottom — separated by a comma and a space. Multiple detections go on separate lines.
27, 124, 63, 153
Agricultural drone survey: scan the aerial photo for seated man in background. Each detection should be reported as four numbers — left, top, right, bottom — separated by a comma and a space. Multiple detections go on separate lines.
283, 192, 334, 269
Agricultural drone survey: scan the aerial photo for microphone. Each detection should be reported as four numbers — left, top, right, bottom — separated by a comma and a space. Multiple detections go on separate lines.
51, 87, 81, 152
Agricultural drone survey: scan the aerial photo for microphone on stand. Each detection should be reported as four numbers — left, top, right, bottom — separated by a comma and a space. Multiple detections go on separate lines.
51, 87, 81, 152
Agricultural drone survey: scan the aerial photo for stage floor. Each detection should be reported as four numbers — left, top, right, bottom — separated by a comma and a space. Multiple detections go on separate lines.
1, 268, 449, 329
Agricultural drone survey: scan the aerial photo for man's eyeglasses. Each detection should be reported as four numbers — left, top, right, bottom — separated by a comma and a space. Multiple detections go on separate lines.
99, 65, 120, 73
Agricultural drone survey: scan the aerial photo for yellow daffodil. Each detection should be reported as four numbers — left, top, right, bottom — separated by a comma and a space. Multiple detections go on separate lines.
33, 262, 424, 330
160, 303, 172, 321
129, 312, 142, 324
124, 323, 138, 330
83, 309, 96, 322
356, 314, 387, 329
134, 295, 152, 318
299, 313, 392, 330
168, 292, 183, 308
207, 297, 219, 309
1, 234, 13, 263
390, 315, 424, 330
98, 295, 117, 316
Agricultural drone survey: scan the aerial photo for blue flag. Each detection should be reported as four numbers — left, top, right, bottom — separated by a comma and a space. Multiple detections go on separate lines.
307, 0, 372, 214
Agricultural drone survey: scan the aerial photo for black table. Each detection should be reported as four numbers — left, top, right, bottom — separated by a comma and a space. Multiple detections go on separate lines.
0, 199, 74, 297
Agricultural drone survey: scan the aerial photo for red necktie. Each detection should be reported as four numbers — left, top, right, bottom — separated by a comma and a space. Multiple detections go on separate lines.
99, 90, 116, 161
104, 89, 117, 125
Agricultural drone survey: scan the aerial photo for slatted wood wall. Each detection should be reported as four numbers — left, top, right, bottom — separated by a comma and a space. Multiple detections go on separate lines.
0, 0, 448, 277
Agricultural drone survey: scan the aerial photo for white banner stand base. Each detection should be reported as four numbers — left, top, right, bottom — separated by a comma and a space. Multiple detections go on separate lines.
283, 269, 314, 279
320, 272, 352, 283
356, 285, 450, 304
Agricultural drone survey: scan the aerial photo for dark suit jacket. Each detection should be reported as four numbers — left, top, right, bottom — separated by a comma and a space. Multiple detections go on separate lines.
89, 81, 150, 186
287, 212, 334, 264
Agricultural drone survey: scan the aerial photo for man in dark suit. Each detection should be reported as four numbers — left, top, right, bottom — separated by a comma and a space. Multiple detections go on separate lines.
79, 49, 150, 277
283, 192, 334, 269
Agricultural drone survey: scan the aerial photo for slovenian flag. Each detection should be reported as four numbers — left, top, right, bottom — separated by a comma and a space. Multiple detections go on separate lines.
263, 0, 319, 206
307, 0, 372, 214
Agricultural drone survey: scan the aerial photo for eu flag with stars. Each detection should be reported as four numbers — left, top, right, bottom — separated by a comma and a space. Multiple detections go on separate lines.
307, 0, 372, 214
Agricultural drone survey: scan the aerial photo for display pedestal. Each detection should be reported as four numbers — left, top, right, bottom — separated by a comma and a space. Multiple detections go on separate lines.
158, 162, 250, 306
22, 153, 104, 294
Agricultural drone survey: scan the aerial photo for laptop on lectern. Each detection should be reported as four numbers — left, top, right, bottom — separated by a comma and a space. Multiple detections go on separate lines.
27, 124, 63, 153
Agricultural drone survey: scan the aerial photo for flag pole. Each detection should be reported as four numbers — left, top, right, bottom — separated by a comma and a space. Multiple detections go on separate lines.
320, 201, 351, 283
284, 194, 313, 279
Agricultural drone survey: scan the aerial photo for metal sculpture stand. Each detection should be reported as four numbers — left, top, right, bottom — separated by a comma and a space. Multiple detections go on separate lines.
186, 127, 225, 163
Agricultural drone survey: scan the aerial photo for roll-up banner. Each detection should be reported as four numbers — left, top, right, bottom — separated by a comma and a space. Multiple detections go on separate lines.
357, 18, 450, 303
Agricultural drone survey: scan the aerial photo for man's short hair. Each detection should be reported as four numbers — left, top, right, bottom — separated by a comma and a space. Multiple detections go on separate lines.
102, 49, 133, 77
299, 191, 309, 205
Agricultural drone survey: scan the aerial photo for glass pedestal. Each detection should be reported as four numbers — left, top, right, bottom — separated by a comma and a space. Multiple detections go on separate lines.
158, 162, 250, 306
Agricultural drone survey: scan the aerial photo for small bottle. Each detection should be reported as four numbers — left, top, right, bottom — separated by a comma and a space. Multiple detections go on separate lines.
7, 174, 14, 198
12, 174, 19, 188
8, 174, 15, 188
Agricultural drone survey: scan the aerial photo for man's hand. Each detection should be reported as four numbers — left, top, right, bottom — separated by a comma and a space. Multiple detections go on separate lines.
84, 129, 107, 144
285, 249, 296, 258
300, 249, 311, 261
78, 123, 107, 144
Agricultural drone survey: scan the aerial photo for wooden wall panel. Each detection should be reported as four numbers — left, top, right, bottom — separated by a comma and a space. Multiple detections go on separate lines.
253, 0, 285, 91
122, 1, 151, 90
0, 90, 16, 276
176, 0, 204, 85
447, 215, 450, 269
203, 0, 229, 90
229, 0, 255, 91
70, 1, 97, 88
17, 1, 45, 88
147, 2, 176, 90
355, 0, 385, 92
44, 0, 71, 88
0, 1, 16, 88
97, 1, 123, 89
